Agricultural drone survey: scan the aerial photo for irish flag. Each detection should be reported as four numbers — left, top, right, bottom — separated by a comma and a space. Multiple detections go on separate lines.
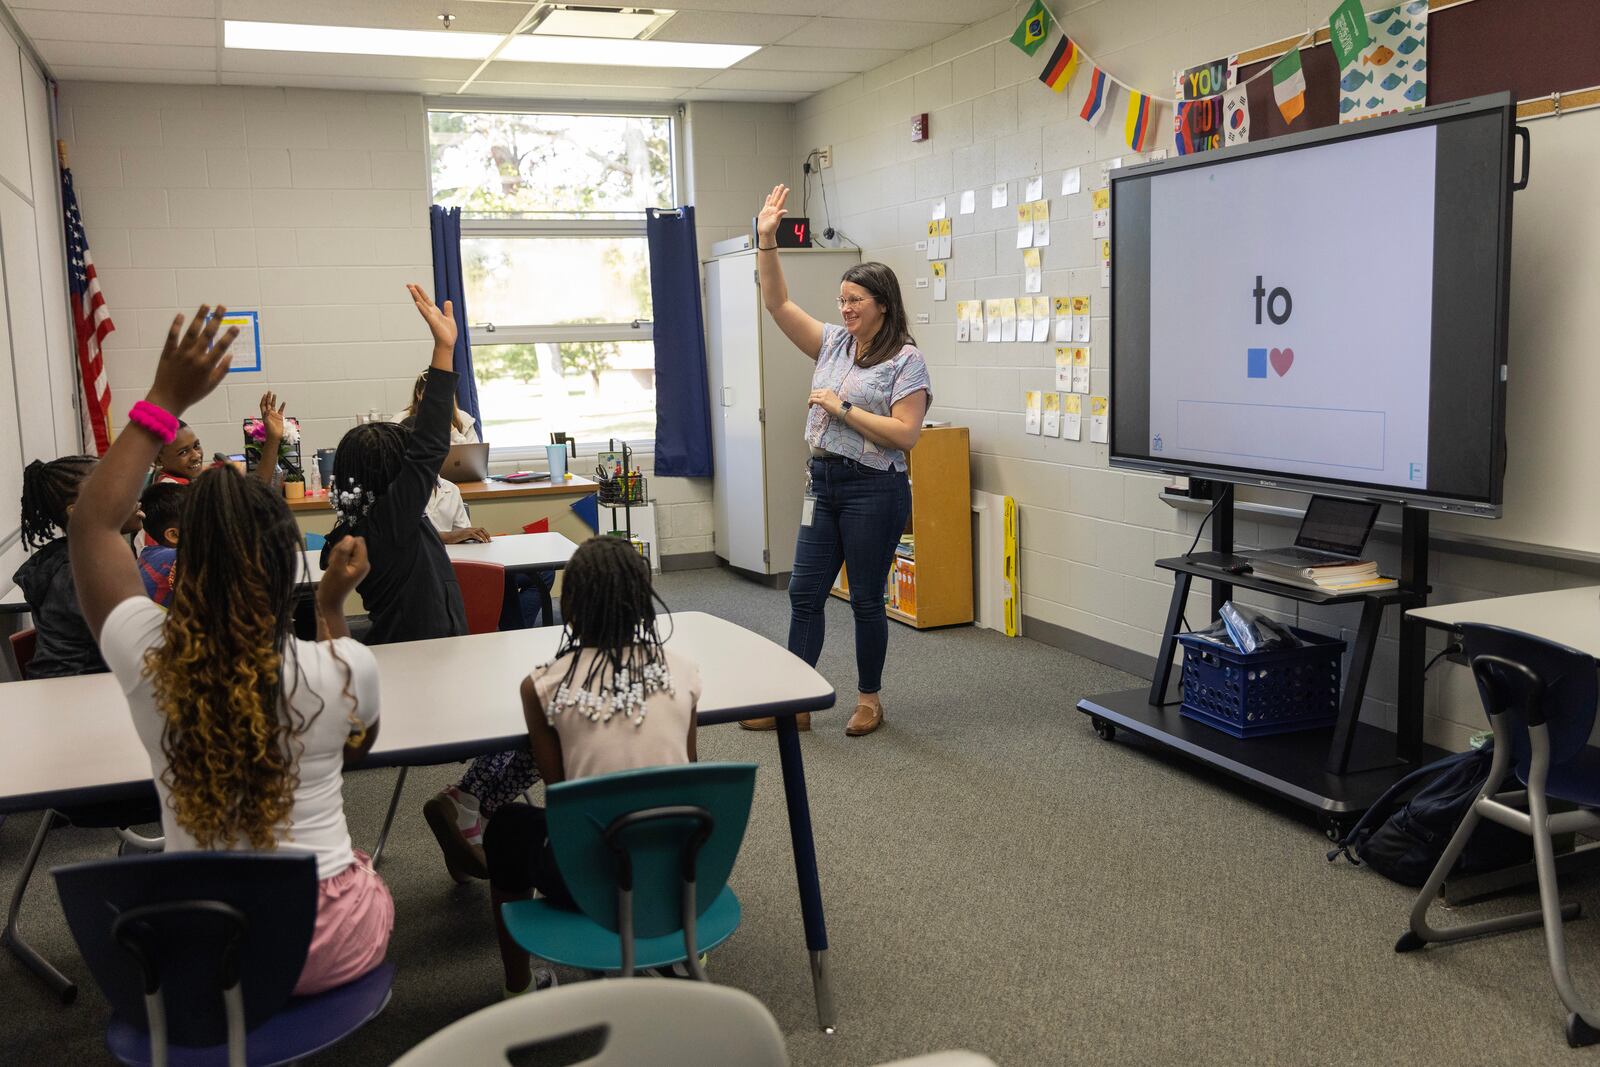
1271, 47, 1306, 124
1124, 90, 1153, 151
1038, 36, 1079, 93
1080, 67, 1109, 123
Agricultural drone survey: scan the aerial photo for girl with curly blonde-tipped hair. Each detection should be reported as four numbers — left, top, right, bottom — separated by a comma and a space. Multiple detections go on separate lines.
70, 304, 394, 996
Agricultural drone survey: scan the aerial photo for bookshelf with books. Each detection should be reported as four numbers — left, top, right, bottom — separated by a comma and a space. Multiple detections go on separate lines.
831, 426, 972, 629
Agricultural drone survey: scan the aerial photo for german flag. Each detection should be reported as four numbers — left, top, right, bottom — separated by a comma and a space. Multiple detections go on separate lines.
1038, 36, 1079, 93
1125, 89, 1153, 151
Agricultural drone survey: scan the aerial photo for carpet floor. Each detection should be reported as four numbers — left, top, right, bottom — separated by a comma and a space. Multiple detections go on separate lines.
4, 565, 1599, 1066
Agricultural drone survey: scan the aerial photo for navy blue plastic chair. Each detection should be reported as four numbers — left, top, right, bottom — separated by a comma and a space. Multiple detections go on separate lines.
502, 762, 757, 978
53, 852, 394, 1066
1396, 623, 1600, 1047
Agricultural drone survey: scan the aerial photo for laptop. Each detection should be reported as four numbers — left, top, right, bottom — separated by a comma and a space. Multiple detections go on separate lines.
1244, 495, 1381, 569
438, 442, 490, 484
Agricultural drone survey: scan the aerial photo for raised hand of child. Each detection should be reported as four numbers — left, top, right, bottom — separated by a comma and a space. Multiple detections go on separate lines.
148, 305, 240, 416
406, 283, 457, 353
320, 535, 370, 602
259, 390, 286, 439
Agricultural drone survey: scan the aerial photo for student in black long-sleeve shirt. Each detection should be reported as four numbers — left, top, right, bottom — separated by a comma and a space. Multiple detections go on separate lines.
323, 284, 467, 643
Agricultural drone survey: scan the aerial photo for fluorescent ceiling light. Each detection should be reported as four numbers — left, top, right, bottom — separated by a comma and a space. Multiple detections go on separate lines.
225, 20, 499, 59
223, 18, 756, 69
533, 10, 663, 39
500, 36, 756, 68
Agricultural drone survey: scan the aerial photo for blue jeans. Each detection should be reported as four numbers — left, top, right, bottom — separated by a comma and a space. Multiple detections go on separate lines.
787, 456, 912, 694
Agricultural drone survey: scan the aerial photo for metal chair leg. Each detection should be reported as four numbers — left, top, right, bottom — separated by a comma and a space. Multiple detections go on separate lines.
3, 811, 77, 1003
1526, 752, 1600, 1039
372, 767, 408, 868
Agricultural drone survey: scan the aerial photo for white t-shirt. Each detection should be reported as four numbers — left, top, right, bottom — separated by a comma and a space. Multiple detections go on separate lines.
100, 597, 381, 880
425, 477, 472, 533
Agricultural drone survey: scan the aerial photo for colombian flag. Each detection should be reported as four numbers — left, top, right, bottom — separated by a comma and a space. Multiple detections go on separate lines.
1080, 67, 1109, 123
1038, 36, 1079, 93
1124, 89, 1153, 150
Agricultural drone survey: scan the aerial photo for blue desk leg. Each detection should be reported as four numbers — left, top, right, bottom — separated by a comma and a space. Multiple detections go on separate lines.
774, 714, 837, 1033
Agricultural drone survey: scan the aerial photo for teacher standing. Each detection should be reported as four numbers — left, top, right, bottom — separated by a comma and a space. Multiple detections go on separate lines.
741, 184, 932, 738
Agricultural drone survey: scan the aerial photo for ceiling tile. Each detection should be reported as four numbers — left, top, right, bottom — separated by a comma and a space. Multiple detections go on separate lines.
56, 66, 217, 83
219, 50, 482, 80
822, 0, 1015, 24
11, 0, 215, 14
217, 0, 524, 33
698, 68, 852, 93
653, 0, 838, 13
732, 45, 904, 73
679, 86, 810, 103
37, 40, 217, 71
777, 17, 956, 51
648, 10, 813, 45
15, 10, 215, 46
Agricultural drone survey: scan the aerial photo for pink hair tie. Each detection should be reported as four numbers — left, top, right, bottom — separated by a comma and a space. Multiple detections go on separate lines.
127, 400, 179, 444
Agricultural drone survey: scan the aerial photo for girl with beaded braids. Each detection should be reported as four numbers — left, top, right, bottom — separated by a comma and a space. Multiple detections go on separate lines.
479, 534, 703, 996
70, 304, 394, 996
14, 454, 142, 677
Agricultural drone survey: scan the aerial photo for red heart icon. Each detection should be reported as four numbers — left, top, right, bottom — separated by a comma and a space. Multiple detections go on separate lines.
1270, 347, 1294, 376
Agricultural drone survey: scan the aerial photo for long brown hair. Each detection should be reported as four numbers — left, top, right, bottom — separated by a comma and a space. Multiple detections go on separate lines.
408, 370, 468, 434
841, 262, 915, 369
144, 465, 360, 849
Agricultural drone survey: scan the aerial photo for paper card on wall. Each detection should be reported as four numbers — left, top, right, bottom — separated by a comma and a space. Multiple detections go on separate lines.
1089, 395, 1110, 443
1023, 248, 1042, 294
939, 217, 953, 258
1150, 147, 1169, 160
1032, 296, 1050, 339
1070, 296, 1091, 343
1091, 209, 1109, 238
1063, 393, 1083, 440
959, 188, 976, 214
985, 299, 1003, 342
1016, 296, 1034, 343
931, 260, 947, 301
1062, 167, 1081, 196
1101, 264, 1111, 287
926, 221, 939, 260
1053, 297, 1072, 342
932, 198, 946, 221
1108, 156, 1123, 171
1024, 390, 1042, 435
1071, 346, 1090, 393
992, 182, 1008, 209
1055, 346, 1073, 388
955, 300, 971, 342
1091, 188, 1110, 212
1000, 297, 1017, 342
1041, 391, 1061, 437
1025, 174, 1044, 202
1032, 200, 1050, 246
970, 300, 986, 341
1099, 238, 1111, 266
1016, 205, 1033, 249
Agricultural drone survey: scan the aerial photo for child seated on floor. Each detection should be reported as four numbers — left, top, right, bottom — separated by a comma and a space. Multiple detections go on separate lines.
70, 304, 393, 995
14, 455, 142, 677
479, 535, 702, 996
136, 481, 186, 607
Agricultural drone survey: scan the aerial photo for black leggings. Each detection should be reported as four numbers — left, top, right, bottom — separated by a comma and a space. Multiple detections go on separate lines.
483, 803, 575, 910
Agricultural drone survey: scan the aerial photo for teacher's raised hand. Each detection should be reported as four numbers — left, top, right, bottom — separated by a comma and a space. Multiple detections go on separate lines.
757, 184, 789, 244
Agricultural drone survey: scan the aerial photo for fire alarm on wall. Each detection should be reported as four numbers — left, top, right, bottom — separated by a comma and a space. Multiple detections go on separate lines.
911, 113, 929, 142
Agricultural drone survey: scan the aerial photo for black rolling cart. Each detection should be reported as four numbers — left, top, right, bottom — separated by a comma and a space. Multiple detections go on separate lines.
1076, 484, 1446, 838
595, 439, 649, 565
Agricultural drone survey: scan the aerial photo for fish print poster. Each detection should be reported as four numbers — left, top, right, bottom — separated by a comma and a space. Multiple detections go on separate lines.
1339, 0, 1427, 123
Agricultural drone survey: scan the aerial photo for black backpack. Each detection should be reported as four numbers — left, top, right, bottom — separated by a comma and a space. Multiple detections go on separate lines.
1327, 739, 1532, 886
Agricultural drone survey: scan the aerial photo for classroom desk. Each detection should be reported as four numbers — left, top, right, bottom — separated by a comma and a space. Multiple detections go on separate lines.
0, 612, 841, 1030
289, 476, 599, 545
1409, 586, 1600, 654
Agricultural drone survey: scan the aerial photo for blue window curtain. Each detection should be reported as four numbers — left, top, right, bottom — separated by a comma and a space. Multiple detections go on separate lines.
429, 205, 483, 440
645, 206, 714, 477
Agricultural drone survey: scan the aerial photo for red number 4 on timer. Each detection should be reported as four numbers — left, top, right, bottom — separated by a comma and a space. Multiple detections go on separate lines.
790, 221, 807, 243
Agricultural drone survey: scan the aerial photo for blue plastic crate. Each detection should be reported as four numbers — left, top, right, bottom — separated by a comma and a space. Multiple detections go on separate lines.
1178, 626, 1346, 739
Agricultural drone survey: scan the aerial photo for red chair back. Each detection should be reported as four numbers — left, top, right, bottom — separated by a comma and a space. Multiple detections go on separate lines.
452, 560, 505, 636
11, 628, 37, 681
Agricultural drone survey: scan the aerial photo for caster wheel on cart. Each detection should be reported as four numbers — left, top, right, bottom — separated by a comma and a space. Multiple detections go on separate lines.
1091, 716, 1116, 742
1319, 813, 1355, 843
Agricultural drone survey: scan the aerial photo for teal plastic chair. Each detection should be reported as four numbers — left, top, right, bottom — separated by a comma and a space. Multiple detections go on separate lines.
501, 762, 757, 979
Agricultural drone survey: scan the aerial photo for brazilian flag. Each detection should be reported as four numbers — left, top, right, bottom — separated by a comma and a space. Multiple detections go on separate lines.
1010, 0, 1052, 57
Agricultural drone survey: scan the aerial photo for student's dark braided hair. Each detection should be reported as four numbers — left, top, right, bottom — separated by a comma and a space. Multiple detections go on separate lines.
20, 455, 97, 549
552, 535, 673, 699
328, 421, 410, 527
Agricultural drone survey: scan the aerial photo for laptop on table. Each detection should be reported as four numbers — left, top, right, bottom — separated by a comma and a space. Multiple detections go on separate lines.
439, 442, 490, 484
1245, 495, 1381, 570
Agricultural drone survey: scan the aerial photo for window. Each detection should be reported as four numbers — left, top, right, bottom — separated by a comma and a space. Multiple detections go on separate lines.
427, 106, 679, 451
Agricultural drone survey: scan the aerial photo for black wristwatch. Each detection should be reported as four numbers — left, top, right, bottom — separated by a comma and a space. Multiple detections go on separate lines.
838, 400, 853, 416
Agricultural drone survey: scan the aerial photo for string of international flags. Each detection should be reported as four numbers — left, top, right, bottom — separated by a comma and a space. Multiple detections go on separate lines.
1010, 0, 1315, 153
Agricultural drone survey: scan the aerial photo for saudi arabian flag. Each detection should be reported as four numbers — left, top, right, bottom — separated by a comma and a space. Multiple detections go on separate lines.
1271, 47, 1307, 124
1010, 0, 1052, 57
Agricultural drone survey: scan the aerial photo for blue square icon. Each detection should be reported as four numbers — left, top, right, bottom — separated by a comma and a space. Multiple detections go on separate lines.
1246, 348, 1267, 378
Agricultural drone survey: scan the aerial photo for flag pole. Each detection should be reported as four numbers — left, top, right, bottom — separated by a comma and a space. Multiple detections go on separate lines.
56, 139, 66, 169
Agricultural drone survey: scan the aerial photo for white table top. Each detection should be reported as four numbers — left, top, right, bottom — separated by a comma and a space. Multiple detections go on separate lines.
0, 611, 835, 814
296, 531, 577, 586
1409, 586, 1600, 657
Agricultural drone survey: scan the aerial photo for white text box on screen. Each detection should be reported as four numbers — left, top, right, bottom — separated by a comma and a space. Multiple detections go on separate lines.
1174, 401, 1386, 472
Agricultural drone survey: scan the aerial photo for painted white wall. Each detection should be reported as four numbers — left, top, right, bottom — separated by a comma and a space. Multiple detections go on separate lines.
54, 81, 767, 560
791, 0, 1600, 752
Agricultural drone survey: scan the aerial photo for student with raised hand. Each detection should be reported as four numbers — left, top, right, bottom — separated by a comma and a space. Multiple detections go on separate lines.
69, 305, 393, 996
14, 454, 143, 677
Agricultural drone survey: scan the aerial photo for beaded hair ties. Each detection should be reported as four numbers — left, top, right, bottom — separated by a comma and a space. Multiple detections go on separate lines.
330, 477, 375, 524
546, 660, 674, 729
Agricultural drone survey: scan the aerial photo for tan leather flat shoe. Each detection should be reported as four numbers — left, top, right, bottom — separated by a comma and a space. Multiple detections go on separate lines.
739, 712, 811, 732
845, 703, 883, 736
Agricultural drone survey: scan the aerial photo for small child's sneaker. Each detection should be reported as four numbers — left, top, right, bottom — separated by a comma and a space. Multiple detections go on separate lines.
502, 968, 559, 999
422, 789, 488, 883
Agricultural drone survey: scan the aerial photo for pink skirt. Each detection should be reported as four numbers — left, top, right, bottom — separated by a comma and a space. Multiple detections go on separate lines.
293, 850, 395, 996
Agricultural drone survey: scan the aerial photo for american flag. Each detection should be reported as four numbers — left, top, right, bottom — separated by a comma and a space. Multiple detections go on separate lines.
62, 167, 115, 454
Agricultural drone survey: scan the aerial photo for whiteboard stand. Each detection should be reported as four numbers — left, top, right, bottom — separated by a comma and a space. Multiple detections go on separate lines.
1075, 484, 1444, 839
